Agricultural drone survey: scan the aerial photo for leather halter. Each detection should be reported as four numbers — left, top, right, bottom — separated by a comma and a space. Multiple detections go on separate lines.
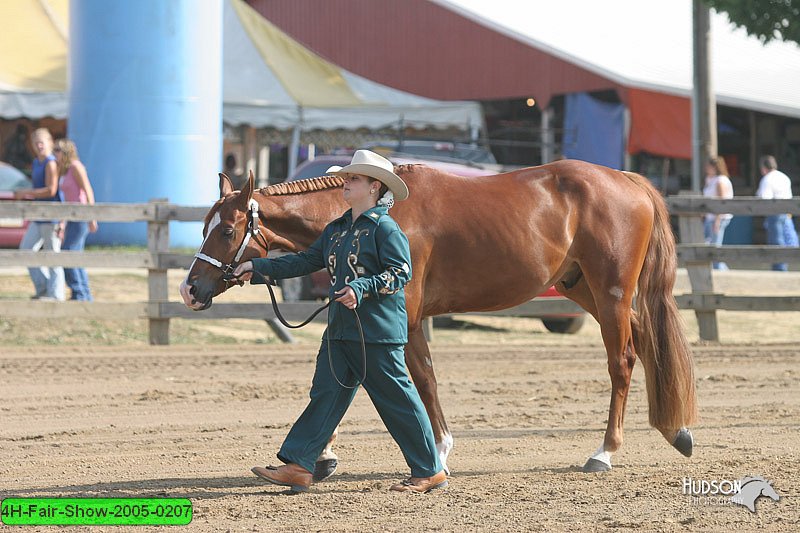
194, 198, 267, 277
192, 196, 368, 388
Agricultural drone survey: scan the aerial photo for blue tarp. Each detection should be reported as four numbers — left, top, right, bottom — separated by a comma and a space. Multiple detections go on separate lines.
563, 93, 624, 170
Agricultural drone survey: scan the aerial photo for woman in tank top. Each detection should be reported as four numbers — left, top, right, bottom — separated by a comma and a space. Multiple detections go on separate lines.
13, 128, 65, 300
55, 139, 97, 301
702, 157, 734, 271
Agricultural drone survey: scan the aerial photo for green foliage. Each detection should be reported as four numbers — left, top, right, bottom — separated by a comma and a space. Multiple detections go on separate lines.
703, 0, 800, 46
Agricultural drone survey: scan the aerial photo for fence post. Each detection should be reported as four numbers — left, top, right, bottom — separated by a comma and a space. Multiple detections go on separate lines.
265, 318, 296, 343
678, 213, 719, 341
148, 199, 170, 345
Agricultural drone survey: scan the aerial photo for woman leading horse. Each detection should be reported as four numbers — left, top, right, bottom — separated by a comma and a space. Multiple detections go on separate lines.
230, 150, 447, 494
180, 157, 697, 478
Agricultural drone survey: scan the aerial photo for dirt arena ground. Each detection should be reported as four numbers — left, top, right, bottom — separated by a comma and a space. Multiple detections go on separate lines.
1, 269, 798, 531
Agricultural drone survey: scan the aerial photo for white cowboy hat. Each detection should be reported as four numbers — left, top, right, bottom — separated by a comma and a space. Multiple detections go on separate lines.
332, 150, 409, 201
325, 165, 342, 173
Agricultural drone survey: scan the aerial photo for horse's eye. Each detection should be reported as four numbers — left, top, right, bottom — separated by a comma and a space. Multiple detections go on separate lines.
222, 227, 235, 237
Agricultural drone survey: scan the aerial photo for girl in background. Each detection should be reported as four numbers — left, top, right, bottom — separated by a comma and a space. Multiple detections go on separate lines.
703, 157, 734, 270
55, 139, 97, 301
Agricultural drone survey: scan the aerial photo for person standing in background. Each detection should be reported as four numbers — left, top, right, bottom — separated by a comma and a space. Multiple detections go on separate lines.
13, 128, 65, 300
702, 157, 734, 270
756, 155, 798, 271
55, 139, 97, 301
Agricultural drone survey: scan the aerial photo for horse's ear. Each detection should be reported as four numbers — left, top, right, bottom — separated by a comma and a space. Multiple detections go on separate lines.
238, 169, 255, 206
248, 169, 255, 196
219, 173, 234, 198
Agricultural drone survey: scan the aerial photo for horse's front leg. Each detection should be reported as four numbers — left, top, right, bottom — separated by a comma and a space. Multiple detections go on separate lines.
313, 426, 338, 482
405, 324, 453, 474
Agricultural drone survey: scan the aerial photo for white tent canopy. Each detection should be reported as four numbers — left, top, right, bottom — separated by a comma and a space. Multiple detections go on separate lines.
224, 0, 482, 130
0, 0, 483, 131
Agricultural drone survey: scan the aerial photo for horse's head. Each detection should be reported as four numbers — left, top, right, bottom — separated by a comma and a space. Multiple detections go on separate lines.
180, 170, 348, 310
180, 171, 270, 310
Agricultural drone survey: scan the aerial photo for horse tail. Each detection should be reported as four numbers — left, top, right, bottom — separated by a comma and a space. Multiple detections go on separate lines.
624, 171, 698, 431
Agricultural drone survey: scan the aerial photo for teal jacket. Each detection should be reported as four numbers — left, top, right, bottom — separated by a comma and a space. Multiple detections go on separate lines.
251, 205, 411, 344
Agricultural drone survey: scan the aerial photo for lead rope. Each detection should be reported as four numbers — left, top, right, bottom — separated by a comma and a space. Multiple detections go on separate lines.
225, 269, 367, 389
326, 305, 367, 389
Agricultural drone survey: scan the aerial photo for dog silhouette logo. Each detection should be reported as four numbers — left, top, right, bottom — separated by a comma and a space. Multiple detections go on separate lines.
730, 476, 780, 512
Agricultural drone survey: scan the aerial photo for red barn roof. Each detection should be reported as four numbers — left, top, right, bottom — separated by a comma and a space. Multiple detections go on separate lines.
245, 0, 616, 109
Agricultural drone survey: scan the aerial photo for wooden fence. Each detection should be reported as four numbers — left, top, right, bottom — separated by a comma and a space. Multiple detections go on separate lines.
2, 197, 798, 344
667, 196, 800, 341
0, 199, 582, 344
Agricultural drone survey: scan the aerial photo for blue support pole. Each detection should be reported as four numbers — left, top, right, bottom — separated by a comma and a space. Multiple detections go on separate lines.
69, 0, 223, 246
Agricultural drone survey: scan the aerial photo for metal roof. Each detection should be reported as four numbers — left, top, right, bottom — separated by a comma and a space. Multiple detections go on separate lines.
436, 0, 800, 118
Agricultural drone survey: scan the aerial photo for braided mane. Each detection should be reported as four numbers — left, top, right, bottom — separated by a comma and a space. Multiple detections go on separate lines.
261, 175, 344, 196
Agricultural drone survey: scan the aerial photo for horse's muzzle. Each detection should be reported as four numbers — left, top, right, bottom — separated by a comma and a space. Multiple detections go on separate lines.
189, 284, 213, 310
180, 279, 213, 311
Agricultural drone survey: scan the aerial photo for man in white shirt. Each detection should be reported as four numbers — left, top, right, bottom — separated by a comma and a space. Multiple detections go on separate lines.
757, 155, 798, 271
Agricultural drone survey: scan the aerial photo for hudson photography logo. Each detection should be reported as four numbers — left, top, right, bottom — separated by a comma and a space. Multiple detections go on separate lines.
682, 475, 781, 512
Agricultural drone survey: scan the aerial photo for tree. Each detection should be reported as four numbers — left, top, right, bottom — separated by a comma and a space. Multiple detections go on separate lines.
703, 0, 800, 46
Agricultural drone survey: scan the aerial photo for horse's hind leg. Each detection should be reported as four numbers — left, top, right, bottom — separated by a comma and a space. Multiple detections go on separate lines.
554, 266, 639, 472
405, 325, 453, 474
583, 291, 638, 473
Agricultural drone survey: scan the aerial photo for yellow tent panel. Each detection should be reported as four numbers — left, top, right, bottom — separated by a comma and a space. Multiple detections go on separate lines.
231, 0, 361, 107
0, 0, 68, 91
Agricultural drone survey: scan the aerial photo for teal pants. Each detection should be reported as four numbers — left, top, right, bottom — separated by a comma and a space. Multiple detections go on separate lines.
277, 340, 442, 478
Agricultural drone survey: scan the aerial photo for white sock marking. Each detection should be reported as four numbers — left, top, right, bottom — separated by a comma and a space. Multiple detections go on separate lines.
589, 443, 613, 468
437, 433, 454, 475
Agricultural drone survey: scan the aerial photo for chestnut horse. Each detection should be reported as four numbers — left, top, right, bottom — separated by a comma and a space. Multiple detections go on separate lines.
181, 159, 697, 474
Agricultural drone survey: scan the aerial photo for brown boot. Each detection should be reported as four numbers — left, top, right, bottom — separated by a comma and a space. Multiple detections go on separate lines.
390, 470, 448, 493
251, 464, 312, 493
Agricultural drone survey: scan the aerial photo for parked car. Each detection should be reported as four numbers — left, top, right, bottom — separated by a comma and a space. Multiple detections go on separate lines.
277, 154, 586, 334
0, 162, 30, 248
288, 154, 495, 181
362, 140, 497, 165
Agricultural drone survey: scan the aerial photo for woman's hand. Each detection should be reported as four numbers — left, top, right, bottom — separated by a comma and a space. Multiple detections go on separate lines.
334, 286, 358, 309
231, 260, 254, 282
13, 189, 32, 200
89, 220, 99, 233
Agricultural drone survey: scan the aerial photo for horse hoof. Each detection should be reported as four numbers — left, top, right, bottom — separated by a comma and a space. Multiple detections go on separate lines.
582, 458, 612, 473
672, 428, 693, 458
312, 459, 338, 482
